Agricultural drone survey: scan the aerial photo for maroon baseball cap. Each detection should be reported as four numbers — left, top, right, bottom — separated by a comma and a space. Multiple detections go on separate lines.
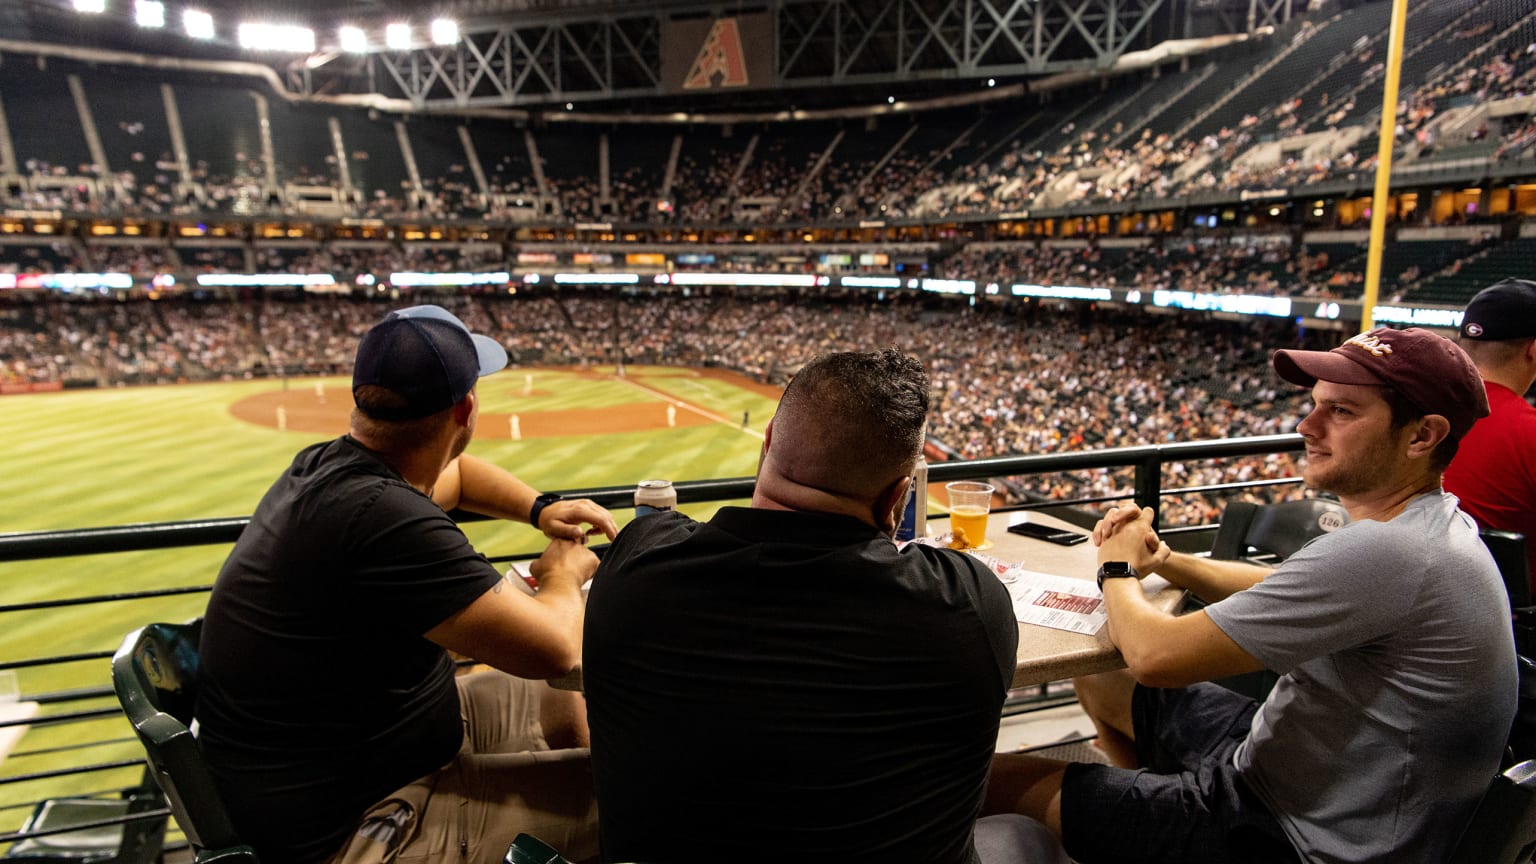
1272, 327, 1489, 437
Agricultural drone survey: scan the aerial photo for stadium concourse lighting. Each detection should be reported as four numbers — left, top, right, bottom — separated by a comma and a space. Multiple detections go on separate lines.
73, 0, 105, 13
183, 9, 214, 40
386, 22, 412, 50
238, 22, 316, 52
135, 0, 165, 28
339, 25, 367, 53
431, 18, 459, 45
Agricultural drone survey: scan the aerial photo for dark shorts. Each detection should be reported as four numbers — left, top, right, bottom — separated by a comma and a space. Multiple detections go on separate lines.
1058, 683, 1299, 864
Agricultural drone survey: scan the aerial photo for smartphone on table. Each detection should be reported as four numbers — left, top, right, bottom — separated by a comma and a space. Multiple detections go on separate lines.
1006, 521, 1090, 546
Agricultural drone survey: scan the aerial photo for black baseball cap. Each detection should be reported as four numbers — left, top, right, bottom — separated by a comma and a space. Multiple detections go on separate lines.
1461, 278, 1536, 341
352, 305, 507, 420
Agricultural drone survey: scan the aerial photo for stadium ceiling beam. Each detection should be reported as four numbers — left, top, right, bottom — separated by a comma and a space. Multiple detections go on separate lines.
302, 0, 1193, 109
1187, 0, 1292, 35
1247, 0, 1294, 31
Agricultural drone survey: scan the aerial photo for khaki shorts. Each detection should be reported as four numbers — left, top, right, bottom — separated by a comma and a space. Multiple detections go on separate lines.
330, 672, 600, 864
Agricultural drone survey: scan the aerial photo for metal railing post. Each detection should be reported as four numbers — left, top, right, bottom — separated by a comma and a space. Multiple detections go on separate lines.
1134, 453, 1164, 528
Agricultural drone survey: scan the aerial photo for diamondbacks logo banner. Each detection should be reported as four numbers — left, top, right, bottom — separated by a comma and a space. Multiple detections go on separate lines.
662, 14, 773, 93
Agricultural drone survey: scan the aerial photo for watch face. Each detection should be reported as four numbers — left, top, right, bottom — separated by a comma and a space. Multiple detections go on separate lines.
1102, 562, 1134, 576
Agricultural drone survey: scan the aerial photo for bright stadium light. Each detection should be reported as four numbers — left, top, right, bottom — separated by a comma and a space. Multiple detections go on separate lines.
135, 0, 165, 28
239, 22, 316, 53
183, 9, 215, 40
339, 25, 368, 53
73, 0, 106, 13
430, 18, 459, 45
386, 22, 412, 50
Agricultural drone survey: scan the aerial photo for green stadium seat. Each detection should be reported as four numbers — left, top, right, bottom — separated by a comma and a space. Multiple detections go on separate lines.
1449, 759, 1536, 864
110, 620, 259, 863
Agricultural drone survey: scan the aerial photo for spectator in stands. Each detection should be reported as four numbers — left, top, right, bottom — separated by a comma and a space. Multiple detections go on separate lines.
196, 305, 617, 864
1444, 277, 1536, 589
985, 327, 1514, 864
582, 349, 1067, 864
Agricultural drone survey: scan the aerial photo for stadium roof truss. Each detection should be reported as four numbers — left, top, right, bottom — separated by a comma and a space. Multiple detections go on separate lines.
289, 0, 1260, 110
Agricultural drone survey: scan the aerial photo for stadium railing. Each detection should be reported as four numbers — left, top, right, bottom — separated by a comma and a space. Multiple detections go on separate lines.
0, 433, 1305, 854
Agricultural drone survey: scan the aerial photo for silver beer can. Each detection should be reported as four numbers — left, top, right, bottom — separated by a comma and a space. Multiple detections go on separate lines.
634, 479, 677, 517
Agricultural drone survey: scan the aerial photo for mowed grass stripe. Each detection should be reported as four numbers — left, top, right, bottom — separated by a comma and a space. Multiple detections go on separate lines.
14, 427, 304, 528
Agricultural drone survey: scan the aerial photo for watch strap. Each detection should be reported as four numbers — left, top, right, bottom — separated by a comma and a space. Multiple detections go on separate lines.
1096, 562, 1139, 591
529, 493, 562, 532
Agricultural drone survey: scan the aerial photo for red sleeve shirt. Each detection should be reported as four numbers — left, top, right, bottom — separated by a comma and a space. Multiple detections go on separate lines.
1443, 380, 1536, 592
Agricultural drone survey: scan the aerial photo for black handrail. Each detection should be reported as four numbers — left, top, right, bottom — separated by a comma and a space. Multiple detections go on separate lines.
0, 435, 1304, 562
0, 517, 252, 563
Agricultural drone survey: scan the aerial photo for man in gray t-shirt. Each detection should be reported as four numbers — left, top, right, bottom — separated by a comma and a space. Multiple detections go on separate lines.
985, 328, 1517, 864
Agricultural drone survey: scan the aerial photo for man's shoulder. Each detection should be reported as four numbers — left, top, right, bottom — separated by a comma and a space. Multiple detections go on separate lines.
1280, 493, 1485, 576
897, 539, 995, 577
1478, 381, 1536, 429
600, 510, 703, 566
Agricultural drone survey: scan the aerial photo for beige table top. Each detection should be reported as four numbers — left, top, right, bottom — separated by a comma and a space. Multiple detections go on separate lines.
928, 510, 1185, 688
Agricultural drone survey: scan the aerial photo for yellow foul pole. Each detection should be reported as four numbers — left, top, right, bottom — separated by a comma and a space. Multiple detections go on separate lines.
1360, 0, 1410, 333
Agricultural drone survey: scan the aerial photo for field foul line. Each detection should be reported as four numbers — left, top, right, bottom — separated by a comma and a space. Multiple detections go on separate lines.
612, 376, 766, 440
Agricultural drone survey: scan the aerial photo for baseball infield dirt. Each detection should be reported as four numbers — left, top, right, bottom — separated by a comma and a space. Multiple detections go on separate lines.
228, 367, 782, 438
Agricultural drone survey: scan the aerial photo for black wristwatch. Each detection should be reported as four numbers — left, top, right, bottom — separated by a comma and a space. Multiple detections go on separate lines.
528, 493, 562, 532
1096, 561, 1139, 591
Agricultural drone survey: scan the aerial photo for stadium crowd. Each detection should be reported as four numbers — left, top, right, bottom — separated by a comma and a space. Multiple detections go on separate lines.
5, 0, 1533, 230
0, 290, 1317, 525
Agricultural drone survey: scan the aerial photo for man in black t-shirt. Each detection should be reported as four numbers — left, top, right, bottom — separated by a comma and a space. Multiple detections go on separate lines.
198, 305, 617, 864
583, 350, 1068, 864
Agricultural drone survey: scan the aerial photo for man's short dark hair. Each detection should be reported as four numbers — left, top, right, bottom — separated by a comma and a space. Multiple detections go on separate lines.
775, 350, 930, 497
1382, 386, 1460, 472
351, 384, 455, 450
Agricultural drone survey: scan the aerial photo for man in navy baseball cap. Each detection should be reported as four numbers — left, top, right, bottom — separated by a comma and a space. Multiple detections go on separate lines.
352, 304, 508, 420
200, 304, 616, 863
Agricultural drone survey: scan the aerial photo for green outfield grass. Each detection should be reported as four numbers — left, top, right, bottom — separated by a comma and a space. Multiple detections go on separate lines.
0, 365, 780, 836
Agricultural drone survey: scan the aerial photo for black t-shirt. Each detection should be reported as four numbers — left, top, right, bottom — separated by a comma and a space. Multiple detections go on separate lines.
197, 436, 502, 863
583, 508, 1019, 864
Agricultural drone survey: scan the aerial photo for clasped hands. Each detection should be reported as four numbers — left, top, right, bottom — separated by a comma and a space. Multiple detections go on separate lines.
1092, 504, 1171, 577
532, 499, 619, 587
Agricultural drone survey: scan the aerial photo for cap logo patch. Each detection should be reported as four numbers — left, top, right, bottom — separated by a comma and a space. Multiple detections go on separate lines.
1343, 332, 1393, 357
1466, 322, 1484, 337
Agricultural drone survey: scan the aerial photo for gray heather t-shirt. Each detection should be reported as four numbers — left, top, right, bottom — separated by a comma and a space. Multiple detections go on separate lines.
1206, 491, 1515, 864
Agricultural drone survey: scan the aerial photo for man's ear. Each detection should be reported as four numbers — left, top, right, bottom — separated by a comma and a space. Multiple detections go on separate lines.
452, 391, 476, 426
1405, 414, 1451, 460
874, 474, 914, 537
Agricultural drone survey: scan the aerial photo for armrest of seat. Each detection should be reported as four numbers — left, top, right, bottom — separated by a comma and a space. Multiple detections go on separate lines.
506, 833, 571, 864
193, 846, 261, 863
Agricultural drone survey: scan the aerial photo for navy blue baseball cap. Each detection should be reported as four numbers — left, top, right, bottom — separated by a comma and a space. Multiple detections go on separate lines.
1461, 278, 1536, 341
352, 305, 507, 420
